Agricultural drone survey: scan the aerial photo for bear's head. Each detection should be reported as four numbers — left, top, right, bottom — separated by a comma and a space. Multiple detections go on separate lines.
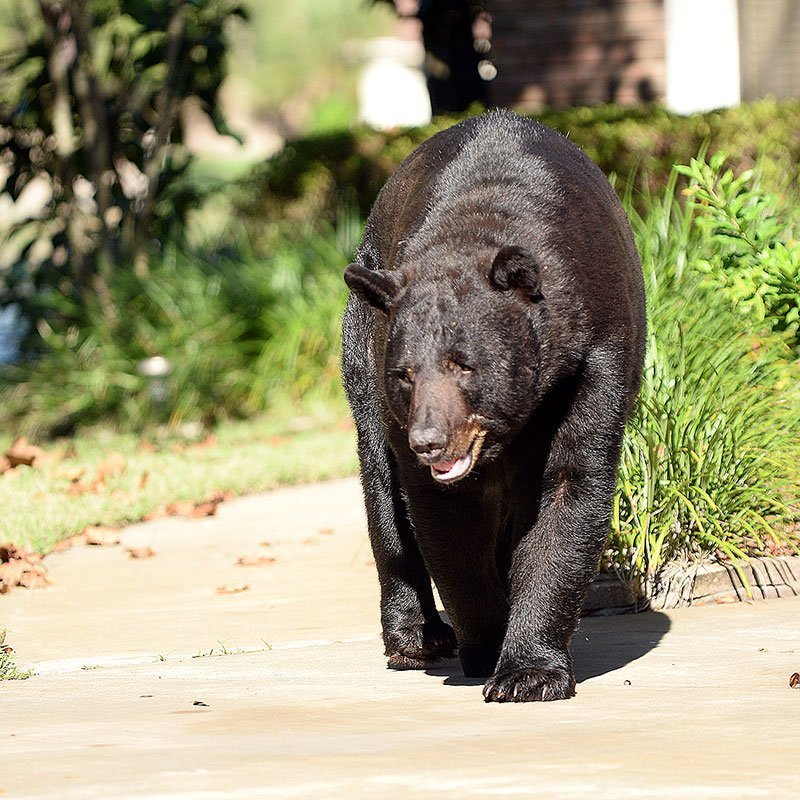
345, 246, 545, 484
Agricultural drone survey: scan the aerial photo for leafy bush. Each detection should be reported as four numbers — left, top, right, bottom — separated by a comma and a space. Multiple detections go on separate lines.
0, 0, 245, 344
606, 168, 800, 592
0, 219, 354, 435
234, 98, 800, 251
676, 153, 800, 351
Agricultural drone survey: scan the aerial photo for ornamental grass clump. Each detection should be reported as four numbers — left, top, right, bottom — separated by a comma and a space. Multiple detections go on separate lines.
606, 163, 800, 595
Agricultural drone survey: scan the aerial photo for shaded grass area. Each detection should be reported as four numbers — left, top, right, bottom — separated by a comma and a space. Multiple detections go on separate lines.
1, 407, 357, 554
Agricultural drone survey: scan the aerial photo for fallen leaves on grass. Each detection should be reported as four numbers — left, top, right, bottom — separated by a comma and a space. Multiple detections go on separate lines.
215, 584, 249, 595
235, 555, 276, 567
63, 451, 128, 497
0, 544, 49, 593
6, 437, 45, 467
2, 437, 62, 476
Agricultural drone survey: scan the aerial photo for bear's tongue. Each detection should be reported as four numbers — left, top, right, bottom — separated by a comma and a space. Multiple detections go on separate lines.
430, 454, 471, 482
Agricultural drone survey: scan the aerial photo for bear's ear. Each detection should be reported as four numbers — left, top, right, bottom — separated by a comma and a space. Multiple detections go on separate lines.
344, 263, 403, 313
489, 246, 542, 301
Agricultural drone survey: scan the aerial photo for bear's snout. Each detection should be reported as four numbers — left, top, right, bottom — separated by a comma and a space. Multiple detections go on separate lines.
409, 425, 447, 462
406, 389, 485, 483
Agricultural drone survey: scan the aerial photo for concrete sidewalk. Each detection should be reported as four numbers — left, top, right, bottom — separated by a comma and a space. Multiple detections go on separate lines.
2, 478, 799, 799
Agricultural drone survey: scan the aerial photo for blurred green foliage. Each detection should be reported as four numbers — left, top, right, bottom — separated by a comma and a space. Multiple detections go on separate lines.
0, 218, 355, 435
0, 0, 245, 341
234, 99, 800, 249
226, 0, 393, 131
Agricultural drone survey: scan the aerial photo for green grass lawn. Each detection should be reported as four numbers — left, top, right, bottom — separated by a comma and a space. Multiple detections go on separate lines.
0, 406, 358, 554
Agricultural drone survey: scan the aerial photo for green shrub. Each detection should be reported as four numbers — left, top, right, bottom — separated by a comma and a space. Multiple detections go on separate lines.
676, 153, 800, 351
234, 98, 800, 252
0, 0, 245, 350
607, 168, 800, 591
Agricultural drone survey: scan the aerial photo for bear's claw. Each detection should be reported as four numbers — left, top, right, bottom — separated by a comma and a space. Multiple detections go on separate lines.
385, 619, 457, 670
483, 664, 576, 703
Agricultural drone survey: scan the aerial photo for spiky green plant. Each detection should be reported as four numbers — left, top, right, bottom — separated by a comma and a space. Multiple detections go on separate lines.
607, 163, 800, 594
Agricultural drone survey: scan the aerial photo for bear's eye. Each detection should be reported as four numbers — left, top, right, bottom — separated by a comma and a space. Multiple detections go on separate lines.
390, 367, 415, 386
445, 357, 474, 375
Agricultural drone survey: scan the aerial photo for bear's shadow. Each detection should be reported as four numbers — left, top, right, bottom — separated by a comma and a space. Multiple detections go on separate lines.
424, 610, 672, 687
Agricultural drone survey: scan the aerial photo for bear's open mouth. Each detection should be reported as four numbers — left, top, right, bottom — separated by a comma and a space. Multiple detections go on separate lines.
430, 431, 486, 484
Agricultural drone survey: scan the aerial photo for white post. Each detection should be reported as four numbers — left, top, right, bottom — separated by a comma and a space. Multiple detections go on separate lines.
665, 0, 742, 114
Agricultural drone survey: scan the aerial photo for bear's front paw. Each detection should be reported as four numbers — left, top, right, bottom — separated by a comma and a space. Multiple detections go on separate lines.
483, 662, 576, 703
385, 618, 457, 670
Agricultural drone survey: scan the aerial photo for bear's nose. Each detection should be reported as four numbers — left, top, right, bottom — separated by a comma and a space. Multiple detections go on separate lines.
409, 425, 446, 460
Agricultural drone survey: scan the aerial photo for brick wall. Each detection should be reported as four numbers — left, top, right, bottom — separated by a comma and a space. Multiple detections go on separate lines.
488, 0, 666, 109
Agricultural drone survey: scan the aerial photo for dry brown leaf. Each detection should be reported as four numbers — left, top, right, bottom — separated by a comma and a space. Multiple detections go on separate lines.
0, 455, 12, 474
102, 451, 127, 475
319, 528, 335, 536
191, 434, 217, 450
93, 451, 126, 483
17, 570, 49, 589
0, 560, 26, 588
66, 481, 95, 496
790, 672, 800, 689
190, 502, 219, 518
164, 500, 196, 517
89, 477, 108, 494
156, 491, 232, 520
52, 466, 85, 483
50, 533, 88, 552
188, 491, 231, 518
6, 437, 45, 468
34, 449, 63, 468
84, 526, 121, 546
0, 543, 49, 593
138, 471, 150, 490
127, 547, 155, 559
215, 584, 249, 595
236, 555, 277, 567
259, 541, 273, 548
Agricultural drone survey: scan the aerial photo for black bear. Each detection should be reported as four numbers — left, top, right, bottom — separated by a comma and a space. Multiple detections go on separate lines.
342, 110, 646, 702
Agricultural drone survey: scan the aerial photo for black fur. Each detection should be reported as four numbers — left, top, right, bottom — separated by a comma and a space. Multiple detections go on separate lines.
341, 110, 646, 703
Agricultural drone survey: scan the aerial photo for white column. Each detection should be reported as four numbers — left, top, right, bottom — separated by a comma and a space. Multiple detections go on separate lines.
665, 0, 741, 114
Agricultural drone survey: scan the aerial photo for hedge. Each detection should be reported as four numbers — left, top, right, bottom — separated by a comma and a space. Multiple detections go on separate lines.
234, 98, 800, 250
